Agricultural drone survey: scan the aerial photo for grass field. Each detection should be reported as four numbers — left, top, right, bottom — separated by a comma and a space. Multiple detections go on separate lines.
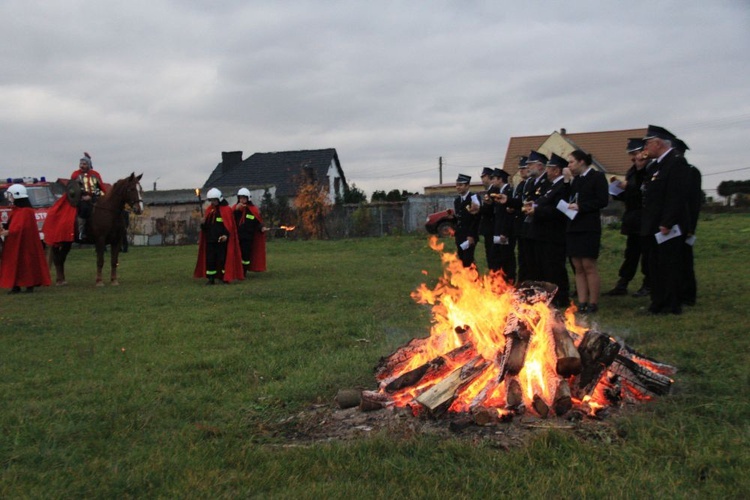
1, 213, 749, 497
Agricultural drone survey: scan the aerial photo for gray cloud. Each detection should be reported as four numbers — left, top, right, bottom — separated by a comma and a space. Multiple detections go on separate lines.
1, 0, 748, 196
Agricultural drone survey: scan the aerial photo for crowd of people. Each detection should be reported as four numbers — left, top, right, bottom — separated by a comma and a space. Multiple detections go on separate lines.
0, 153, 268, 293
451, 124, 702, 315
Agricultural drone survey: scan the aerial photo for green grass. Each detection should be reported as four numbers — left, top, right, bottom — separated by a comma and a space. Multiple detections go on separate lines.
1, 214, 749, 497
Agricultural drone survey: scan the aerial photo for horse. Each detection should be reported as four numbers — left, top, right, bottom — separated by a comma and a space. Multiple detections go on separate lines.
49, 173, 144, 286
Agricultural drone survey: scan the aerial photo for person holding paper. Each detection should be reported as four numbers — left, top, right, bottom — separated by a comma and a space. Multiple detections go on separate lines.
525, 153, 570, 308
478, 167, 500, 272
453, 173, 481, 268
674, 138, 702, 306
565, 149, 609, 314
605, 138, 651, 297
640, 125, 691, 315
491, 168, 516, 282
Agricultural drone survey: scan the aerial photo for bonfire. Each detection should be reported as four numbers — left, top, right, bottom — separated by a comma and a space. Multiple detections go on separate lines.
363, 236, 675, 424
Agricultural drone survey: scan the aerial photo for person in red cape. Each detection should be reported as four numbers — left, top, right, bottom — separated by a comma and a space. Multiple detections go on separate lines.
42, 193, 77, 245
193, 188, 243, 284
0, 185, 51, 293
232, 188, 267, 275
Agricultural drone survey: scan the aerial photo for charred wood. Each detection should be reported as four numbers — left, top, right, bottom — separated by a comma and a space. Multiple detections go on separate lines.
572, 329, 621, 399
551, 312, 582, 377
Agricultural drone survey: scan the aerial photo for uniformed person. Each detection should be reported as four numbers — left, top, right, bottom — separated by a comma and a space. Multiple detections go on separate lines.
453, 173, 481, 268
606, 138, 651, 297
478, 167, 500, 271
70, 152, 106, 240
640, 125, 691, 315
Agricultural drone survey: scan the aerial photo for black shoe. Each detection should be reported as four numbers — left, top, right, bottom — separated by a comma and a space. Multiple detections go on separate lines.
632, 287, 650, 298
24, 287, 34, 293
605, 287, 628, 296
587, 303, 599, 314
577, 302, 589, 313
8, 286, 21, 295
206, 278, 215, 285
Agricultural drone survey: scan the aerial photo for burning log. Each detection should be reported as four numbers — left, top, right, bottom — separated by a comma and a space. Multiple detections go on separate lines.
359, 390, 392, 412
550, 312, 582, 377
609, 354, 673, 397
374, 337, 430, 381
415, 357, 489, 416
552, 378, 572, 416
572, 329, 621, 399
382, 343, 475, 393
497, 315, 532, 379
531, 394, 550, 419
504, 376, 524, 411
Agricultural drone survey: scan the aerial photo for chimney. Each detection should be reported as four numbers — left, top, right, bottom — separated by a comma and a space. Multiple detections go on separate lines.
221, 151, 243, 173
560, 128, 567, 135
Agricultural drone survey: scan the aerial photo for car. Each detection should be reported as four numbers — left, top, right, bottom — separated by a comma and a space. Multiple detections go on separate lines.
0, 177, 65, 242
425, 208, 456, 237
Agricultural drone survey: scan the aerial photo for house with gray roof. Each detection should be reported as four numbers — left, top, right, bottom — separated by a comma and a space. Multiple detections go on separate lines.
203, 148, 348, 203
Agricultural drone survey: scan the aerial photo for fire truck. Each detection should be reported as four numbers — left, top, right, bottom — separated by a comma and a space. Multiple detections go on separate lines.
0, 176, 65, 243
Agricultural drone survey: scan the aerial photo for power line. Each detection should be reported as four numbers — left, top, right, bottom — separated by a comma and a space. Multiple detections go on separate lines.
702, 166, 750, 177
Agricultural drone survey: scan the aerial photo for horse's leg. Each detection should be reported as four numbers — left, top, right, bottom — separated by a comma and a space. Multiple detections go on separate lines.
95, 242, 105, 286
51, 244, 70, 285
110, 239, 120, 285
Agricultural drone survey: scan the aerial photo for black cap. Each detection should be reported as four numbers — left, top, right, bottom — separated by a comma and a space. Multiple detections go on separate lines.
673, 138, 690, 153
456, 173, 471, 184
491, 168, 509, 181
527, 150, 549, 165
643, 125, 677, 142
518, 156, 529, 168
626, 138, 645, 153
546, 153, 567, 169
480, 167, 494, 177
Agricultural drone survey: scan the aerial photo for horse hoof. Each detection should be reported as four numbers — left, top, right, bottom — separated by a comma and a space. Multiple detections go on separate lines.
111, 280, 120, 286
56, 281, 68, 287
96, 281, 105, 287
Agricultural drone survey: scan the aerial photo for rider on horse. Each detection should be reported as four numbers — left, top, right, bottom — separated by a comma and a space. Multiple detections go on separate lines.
71, 152, 106, 240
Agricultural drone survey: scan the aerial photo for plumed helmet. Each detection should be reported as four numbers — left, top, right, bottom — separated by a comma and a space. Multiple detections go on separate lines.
237, 187, 251, 198
5, 184, 29, 200
206, 187, 223, 200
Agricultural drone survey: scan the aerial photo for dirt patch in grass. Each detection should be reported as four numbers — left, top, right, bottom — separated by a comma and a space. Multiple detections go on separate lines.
264, 402, 635, 449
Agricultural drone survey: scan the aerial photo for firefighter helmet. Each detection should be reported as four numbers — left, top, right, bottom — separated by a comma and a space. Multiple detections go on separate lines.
5, 184, 29, 200
206, 188, 222, 201
237, 188, 251, 199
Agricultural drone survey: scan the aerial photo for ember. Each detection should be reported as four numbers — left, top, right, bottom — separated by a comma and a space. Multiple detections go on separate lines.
371, 236, 676, 422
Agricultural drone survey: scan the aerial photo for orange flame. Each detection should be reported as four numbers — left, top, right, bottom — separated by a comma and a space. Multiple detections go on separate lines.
379, 235, 632, 416
280, 225, 296, 231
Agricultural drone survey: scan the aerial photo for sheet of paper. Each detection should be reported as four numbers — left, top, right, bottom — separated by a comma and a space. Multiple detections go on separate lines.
608, 180, 624, 196
655, 224, 682, 244
556, 199, 577, 220
685, 235, 696, 246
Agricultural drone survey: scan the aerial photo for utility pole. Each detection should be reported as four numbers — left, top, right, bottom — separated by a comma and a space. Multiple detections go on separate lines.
439, 156, 443, 184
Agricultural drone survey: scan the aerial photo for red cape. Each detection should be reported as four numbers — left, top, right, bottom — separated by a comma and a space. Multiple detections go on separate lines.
42, 195, 77, 245
247, 204, 267, 272
193, 204, 244, 282
0, 207, 51, 288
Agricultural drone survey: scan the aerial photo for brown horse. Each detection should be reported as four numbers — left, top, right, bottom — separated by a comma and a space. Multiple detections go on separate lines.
50, 173, 144, 285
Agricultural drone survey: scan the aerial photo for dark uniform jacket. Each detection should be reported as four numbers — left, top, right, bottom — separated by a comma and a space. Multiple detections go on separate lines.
614, 163, 647, 235
493, 183, 513, 239
640, 149, 691, 237
567, 169, 609, 233
529, 177, 569, 243
453, 191, 480, 243
686, 165, 702, 234
507, 174, 548, 238
478, 184, 500, 236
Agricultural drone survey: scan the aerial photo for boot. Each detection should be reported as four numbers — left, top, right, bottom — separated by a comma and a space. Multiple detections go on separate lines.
77, 217, 87, 241
206, 276, 216, 285
8, 286, 21, 294
604, 279, 628, 296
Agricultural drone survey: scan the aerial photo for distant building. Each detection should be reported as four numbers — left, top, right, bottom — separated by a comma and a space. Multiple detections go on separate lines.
203, 148, 348, 204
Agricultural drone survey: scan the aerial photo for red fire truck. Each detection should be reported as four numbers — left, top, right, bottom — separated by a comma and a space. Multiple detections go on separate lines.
0, 176, 65, 243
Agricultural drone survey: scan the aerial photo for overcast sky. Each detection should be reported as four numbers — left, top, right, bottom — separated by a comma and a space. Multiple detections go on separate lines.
2, 0, 748, 198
